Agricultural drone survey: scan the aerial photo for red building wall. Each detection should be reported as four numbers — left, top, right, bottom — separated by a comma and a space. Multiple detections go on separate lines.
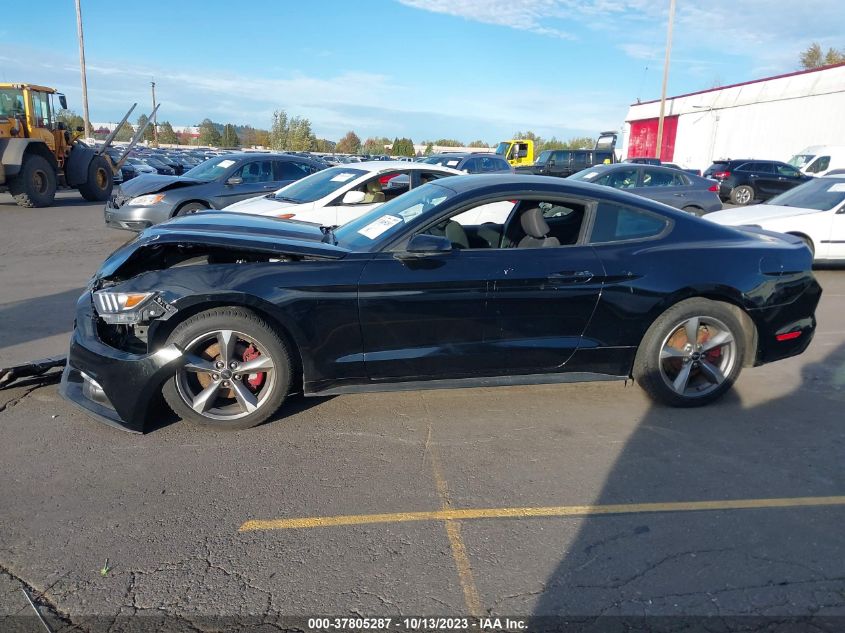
627, 116, 678, 161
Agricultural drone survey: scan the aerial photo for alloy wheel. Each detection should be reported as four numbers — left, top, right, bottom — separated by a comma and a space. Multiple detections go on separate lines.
658, 316, 737, 399
175, 329, 276, 421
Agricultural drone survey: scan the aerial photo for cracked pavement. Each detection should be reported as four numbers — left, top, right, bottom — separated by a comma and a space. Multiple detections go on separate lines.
1, 194, 844, 630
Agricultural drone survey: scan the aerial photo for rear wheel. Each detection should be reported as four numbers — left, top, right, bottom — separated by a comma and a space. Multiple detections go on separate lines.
729, 185, 754, 205
78, 155, 113, 202
634, 298, 745, 407
9, 154, 56, 208
796, 234, 815, 259
162, 308, 291, 430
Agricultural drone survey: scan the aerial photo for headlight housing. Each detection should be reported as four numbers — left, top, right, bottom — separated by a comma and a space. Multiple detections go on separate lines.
93, 290, 160, 324
128, 193, 166, 206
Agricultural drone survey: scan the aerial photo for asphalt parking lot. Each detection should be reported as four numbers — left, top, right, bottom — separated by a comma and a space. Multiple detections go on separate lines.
1, 192, 844, 630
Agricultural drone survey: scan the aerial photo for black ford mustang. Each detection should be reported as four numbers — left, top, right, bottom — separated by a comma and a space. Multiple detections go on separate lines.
61, 175, 821, 432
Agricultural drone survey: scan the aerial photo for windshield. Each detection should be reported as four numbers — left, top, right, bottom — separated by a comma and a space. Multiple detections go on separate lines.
421, 156, 462, 168
271, 166, 367, 203
182, 157, 239, 181
495, 142, 510, 156
788, 154, 815, 169
333, 182, 456, 252
536, 150, 552, 164
765, 178, 845, 211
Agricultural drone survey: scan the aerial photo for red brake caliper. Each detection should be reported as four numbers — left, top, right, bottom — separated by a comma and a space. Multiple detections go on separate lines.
242, 344, 265, 391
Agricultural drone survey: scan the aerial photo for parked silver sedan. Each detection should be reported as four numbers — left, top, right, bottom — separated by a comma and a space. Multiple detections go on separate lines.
569, 164, 722, 215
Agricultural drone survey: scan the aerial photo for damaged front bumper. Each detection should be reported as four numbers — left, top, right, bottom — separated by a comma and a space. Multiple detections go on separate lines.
59, 292, 184, 433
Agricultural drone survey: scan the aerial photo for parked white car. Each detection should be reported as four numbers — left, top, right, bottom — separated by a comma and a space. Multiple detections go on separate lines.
223, 161, 462, 226
705, 176, 845, 261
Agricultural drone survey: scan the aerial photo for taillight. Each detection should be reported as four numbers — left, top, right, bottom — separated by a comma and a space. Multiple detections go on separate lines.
708, 184, 719, 192
776, 331, 802, 342
713, 170, 730, 179
379, 173, 399, 185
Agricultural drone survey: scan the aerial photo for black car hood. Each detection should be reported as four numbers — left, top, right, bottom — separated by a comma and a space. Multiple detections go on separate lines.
116, 173, 204, 197
96, 212, 349, 280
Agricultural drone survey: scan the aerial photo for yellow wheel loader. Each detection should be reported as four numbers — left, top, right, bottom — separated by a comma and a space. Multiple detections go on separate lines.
0, 83, 157, 208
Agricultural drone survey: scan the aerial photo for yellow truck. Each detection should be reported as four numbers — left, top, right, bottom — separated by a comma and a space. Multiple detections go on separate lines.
0, 83, 155, 207
495, 131, 618, 168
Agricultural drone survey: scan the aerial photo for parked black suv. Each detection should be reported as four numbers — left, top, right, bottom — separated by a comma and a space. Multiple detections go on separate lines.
516, 148, 616, 178
703, 159, 811, 205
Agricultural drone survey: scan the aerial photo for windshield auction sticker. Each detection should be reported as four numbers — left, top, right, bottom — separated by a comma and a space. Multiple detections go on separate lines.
331, 173, 356, 182
357, 215, 402, 239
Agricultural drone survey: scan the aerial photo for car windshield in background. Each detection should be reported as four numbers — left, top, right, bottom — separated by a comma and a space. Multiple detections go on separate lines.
332, 182, 455, 252
272, 167, 367, 203
421, 156, 462, 168
182, 157, 238, 182
788, 154, 814, 169
765, 177, 845, 210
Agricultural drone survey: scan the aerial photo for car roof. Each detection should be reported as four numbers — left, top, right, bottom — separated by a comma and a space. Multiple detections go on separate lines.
338, 160, 463, 174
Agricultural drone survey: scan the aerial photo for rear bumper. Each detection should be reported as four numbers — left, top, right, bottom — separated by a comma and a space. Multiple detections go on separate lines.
59, 292, 184, 433
751, 276, 822, 365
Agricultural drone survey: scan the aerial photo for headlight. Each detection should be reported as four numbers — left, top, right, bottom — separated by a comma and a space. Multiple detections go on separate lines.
128, 194, 166, 206
93, 290, 158, 324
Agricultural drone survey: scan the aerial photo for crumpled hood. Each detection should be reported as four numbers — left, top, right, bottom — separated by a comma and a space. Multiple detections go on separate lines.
95, 212, 347, 280
116, 174, 204, 198
224, 195, 316, 216
705, 204, 824, 226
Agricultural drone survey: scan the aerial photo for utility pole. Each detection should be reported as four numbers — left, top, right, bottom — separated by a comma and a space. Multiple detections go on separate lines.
655, 0, 676, 161
150, 80, 158, 145
74, 0, 92, 138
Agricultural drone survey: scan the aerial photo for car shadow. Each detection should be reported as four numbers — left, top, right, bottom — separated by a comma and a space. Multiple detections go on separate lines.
0, 288, 84, 356
528, 342, 845, 630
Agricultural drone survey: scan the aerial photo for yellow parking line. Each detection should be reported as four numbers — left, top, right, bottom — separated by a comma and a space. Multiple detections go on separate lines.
239, 495, 845, 532
428, 441, 483, 617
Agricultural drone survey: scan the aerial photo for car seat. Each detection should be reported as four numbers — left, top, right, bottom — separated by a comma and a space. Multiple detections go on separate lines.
517, 208, 560, 248
363, 180, 385, 203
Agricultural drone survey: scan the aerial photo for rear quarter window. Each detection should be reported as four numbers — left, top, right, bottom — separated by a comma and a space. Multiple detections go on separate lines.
589, 202, 669, 244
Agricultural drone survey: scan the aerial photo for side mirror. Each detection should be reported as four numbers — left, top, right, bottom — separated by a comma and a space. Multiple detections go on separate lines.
76, 126, 84, 133
341, 190, 367, 204
548, 159, 555, 166
59, 94, 67, 110
56, 122, 67, 131
405, 233, 453, 254
226, 176, 243, 186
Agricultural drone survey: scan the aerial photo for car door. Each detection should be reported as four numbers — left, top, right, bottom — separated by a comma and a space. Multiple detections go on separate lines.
825, 195, 845, 259
548, 151, 570, 177
745, 161, 779, 198
774, 163, 807, 195
357, 248, 497, 380
216, 159, 278, 206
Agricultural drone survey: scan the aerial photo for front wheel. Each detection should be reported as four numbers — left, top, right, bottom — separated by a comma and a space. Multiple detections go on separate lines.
78, 155, 113, 201
633, 298, 745, 407
175, 202, 209, 216
162, 308, 291, 429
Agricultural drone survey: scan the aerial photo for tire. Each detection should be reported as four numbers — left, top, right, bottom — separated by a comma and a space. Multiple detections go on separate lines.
8, 154, 56, 208
681, 205, 704, 216
161, 307, 291, 430
77, 155, 113, 202
175, 202, 209, 216
633, 298, 745, 407
729, 185, 754, 206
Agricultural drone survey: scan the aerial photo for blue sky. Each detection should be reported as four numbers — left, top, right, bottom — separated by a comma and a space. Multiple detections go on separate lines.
2, 0, 843, 144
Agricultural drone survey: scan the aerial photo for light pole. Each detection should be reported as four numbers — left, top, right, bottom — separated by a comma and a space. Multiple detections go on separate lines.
150, 80, 158, 146
655, 0, 676, 161
74, 0, 92, 138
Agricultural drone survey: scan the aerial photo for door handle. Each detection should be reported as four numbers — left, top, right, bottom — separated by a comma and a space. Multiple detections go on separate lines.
549, 270, 594, 284
673, 192, 686, 197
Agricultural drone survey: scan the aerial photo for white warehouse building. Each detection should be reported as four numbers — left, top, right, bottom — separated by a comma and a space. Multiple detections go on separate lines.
621, 62, 845, 172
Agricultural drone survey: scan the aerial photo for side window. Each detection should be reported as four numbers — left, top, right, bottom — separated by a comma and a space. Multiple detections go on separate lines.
495, 158, 511, 171
479, 156, 498, 172
462, 157, 481, 173
237, 160, 273, 183
641, 169, 674, 187
672, 172, 690, 186
553, 151, 570, 163
776, 164, 802, 178
274, 161, 311, 180
807, 156, 830, 173
594, 168, 639, 189
735, 162, 754, 172
754, 162, 775, 174
570, 152, 588, 170
590, 202, 669, 244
